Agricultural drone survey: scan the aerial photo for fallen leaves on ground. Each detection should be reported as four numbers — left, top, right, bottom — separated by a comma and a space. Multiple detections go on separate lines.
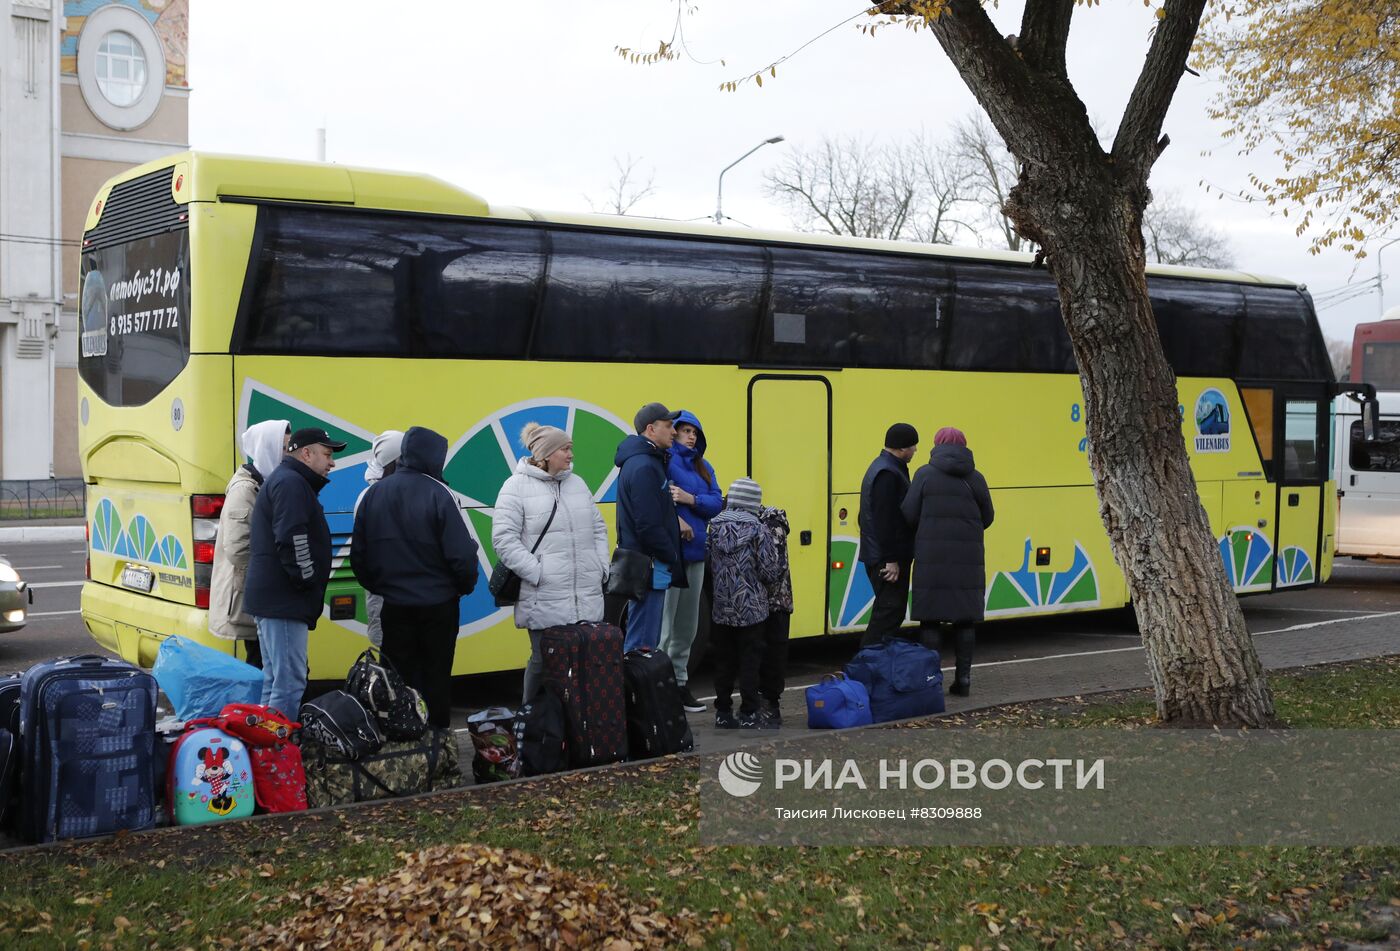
247, 842, 698, 950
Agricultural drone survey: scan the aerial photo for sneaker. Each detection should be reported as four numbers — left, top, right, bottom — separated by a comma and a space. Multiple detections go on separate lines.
679, 686, 707, 714
737, 711, 760, 730
714, 710, 739, 729
757, 705, 781, 730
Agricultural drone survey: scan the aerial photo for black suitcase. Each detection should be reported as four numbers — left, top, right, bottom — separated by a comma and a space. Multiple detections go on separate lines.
514, 690, 568, 777
0, 671, 21, 735
540, 622, 627, 768
0, 728, 16, 830
623, 648, 694, 759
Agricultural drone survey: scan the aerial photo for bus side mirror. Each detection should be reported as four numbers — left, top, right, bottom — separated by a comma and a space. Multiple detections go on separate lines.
1363, 397, 1380, 443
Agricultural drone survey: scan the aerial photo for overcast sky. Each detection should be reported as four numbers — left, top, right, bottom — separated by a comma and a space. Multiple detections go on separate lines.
188, 0, 1391, 350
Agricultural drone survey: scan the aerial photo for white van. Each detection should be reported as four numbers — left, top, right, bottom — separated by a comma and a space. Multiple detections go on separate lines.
1335, 391, 1400, 557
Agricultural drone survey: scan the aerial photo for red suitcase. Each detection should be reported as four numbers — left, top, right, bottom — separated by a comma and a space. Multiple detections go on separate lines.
540, 621, 628, 767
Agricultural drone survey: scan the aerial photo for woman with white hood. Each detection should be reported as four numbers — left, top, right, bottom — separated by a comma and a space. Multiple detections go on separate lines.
209, 418, 291, 666
357, 430, 404, 649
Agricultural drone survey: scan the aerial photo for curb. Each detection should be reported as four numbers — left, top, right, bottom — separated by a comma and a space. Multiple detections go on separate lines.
0, 526, 86, 543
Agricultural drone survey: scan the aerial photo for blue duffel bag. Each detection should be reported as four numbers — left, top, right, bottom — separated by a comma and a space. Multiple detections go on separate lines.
152, 635, 262, 721
844, 637, 945, 723
806, 673, 874, 729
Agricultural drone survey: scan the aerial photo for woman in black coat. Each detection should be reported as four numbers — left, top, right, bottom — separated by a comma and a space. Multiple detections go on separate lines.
900, 427, 995, 696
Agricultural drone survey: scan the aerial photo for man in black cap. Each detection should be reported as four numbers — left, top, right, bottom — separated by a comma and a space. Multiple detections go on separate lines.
614, 402, 687, 653
858, 422, 919, 647
245, 426, 346, 716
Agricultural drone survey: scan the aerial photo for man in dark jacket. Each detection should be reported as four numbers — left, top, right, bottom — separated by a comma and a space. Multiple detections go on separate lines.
858, 422, 919, 647
351, 426, 479, 728
901, 427, 995, 695
245, 426, 345, 717
615, 402, 686, 653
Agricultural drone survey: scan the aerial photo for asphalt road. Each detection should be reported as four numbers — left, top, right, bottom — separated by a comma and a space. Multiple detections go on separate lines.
4, 538, 1398, 717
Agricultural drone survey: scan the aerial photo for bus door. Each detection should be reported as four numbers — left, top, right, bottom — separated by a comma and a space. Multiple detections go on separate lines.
748, 375, 832, 636
1274, 389, 1329, 587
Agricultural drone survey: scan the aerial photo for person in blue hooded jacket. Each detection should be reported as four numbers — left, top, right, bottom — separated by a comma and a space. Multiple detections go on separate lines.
351, 426, 479, 728
614, 402, 687, 653
658, 410, 722, 712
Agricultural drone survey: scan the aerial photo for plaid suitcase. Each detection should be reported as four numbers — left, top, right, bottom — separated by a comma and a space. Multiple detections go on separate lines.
19, 654, 158, 843
540, 621, 627, 768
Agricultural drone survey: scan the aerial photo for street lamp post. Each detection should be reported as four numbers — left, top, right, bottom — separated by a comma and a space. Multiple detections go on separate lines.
715, 135, 785, 225
1379, 237, 1400, 319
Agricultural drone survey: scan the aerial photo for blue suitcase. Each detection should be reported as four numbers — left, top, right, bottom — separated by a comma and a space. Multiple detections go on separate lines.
19, 654, 159, 843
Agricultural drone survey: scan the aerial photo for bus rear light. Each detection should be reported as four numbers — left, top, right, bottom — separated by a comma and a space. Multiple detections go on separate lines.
192, 495, 225, 518
193, 540, 216, 564
194, 561, 213, 609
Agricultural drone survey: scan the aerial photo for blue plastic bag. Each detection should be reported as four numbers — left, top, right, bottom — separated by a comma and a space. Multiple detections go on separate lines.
152, 635, 262, 721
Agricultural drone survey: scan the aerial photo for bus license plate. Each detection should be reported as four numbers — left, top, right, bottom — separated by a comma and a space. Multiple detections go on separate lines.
120, 564, 154, 593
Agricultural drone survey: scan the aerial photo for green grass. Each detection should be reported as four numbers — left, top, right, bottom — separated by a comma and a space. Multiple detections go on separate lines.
3, 657, 1399, 950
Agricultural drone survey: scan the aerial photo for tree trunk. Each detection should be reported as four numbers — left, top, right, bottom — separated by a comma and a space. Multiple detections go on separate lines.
1007, 164, 1278, 727
920, 0, 1278, 727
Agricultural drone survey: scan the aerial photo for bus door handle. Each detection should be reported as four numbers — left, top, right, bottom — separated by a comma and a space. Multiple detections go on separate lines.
799, 530, 812, 546
1287, 493, 1300, 507
1350, 474, 1357, 487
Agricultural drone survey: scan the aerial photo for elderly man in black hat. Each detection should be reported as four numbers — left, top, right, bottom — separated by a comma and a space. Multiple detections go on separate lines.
245, 426, 346, 716
857, 422, 919, 647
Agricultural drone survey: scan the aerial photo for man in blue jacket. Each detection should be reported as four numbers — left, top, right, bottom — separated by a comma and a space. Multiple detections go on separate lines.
615, 402, 686, 653
351, 426, 479, 728
245, 426, 345, 717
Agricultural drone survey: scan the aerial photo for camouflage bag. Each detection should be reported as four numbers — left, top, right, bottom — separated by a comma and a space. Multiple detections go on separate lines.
300, 728, 463, 807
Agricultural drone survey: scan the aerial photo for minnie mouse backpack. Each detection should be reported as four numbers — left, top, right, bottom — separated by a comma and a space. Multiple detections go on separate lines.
210, 704, 307, 814
167, 725, 255, 826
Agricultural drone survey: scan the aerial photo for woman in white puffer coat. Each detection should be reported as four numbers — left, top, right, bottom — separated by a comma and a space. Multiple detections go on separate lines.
492, 422, 610, 702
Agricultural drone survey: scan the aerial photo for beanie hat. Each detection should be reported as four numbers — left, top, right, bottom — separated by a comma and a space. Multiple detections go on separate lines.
934, 427, 967, 447
726, 477, 762, 512
521, 423, 571, 462
885, 423, 919, 450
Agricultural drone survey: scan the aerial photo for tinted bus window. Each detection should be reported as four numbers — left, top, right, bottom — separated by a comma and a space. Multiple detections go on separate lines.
242, 209, 544, 358
1240, 287, 1330, 381
759, 249, 948, 369
1358, 343, 1400, 391
1148, 277, 1240, 378
534, 231, 763, 363
242, 209, 411, 355
1283, 399, 1322, 481
945, 263, 1071, 372
78, 229, 191, 407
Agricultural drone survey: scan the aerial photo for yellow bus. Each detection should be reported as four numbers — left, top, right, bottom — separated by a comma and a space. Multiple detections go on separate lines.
79, 152, 1339, 679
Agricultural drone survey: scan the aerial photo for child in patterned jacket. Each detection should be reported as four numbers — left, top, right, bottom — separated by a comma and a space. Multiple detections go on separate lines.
706, 477, 782, 729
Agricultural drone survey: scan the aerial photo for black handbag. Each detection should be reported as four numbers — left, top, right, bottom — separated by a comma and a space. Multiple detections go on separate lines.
488, 497, 558, 608
604, 547, 653, 600
299, 690, 383, 760
345, 648, 428, 742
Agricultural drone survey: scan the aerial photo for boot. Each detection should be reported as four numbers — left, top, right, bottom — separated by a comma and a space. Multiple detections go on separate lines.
949, 625, 975, 696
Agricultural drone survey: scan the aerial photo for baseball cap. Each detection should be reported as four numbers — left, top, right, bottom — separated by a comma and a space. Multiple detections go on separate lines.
634, 402, 681, 433
287, 427, 348, 453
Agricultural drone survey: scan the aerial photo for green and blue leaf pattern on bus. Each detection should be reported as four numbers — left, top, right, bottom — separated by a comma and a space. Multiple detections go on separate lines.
241, 382, 629, 637
827, 537, 876, 630
89, 498, 187, 569
985, 539, 1100, 616
1219, 527, 1274, 589
1277, 546, 1315, 586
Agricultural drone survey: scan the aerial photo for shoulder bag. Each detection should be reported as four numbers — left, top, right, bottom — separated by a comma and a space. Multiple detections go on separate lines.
488, 496, 558, 608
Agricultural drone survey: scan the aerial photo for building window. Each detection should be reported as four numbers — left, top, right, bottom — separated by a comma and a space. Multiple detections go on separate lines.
95, 31, 148, 107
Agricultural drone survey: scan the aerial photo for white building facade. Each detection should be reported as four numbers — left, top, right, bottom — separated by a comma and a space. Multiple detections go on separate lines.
0, 0, 187, 479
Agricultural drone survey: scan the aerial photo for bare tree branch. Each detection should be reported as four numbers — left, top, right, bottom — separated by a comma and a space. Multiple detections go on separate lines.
586, 154, 657, 216
1111, 0, 1209, 177
1017, 0, 1076, 79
